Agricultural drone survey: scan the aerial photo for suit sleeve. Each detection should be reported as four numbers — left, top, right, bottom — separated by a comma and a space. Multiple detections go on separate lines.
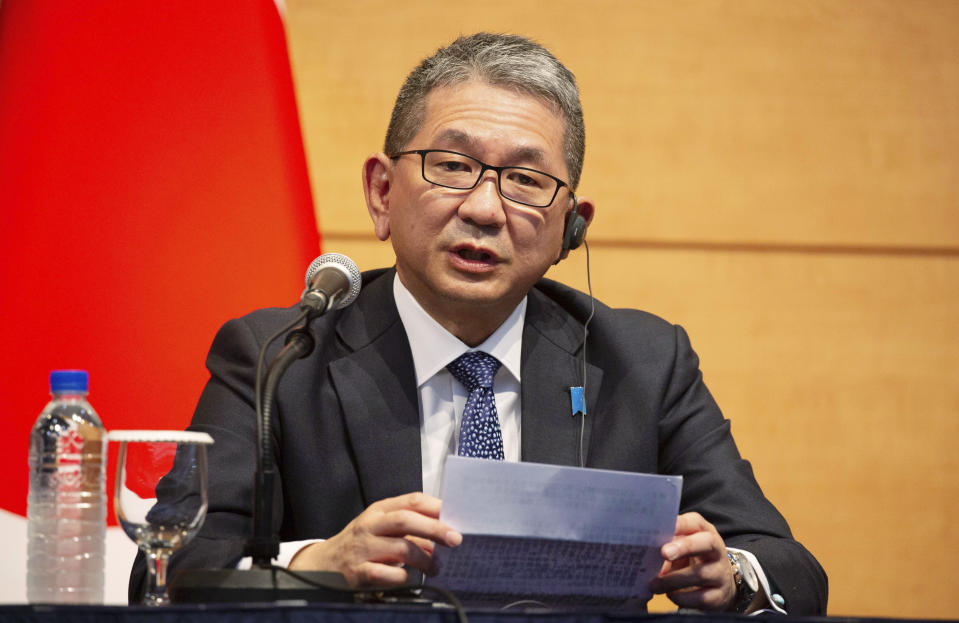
657, 325, 828, 615
129, 315, 278, 602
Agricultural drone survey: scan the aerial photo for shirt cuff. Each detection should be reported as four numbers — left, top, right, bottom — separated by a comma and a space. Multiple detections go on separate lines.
236, 539, 323, 570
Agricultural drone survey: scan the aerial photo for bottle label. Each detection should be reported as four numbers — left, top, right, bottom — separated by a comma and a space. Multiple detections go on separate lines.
55, 429, 85, 490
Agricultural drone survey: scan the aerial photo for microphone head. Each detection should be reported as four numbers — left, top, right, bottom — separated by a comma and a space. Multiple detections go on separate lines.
303, 252, 362, 309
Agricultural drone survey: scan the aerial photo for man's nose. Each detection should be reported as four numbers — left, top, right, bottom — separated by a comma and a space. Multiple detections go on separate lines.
457, 170, 507, 228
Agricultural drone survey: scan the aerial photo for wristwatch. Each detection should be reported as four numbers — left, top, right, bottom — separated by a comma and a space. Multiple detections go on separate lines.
727, 550, 760, 612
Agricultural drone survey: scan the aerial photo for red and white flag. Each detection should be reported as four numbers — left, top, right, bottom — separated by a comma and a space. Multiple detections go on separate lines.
0, 1, 319, 602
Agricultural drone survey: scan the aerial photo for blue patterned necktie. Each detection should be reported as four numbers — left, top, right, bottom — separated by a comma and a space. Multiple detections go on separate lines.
447, 351, 504, 460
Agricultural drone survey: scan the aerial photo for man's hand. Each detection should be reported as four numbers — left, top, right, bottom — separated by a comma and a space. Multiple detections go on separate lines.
649, 512, 736, 611
287, 492, 462, 588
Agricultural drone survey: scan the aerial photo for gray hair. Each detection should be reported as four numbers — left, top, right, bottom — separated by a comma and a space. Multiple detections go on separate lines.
384, 33, 586, 189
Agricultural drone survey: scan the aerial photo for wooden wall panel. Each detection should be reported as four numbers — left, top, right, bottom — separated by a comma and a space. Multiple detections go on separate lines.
287, 1, 959, 617
288, 0, 959, 248
567, 248, 959, 618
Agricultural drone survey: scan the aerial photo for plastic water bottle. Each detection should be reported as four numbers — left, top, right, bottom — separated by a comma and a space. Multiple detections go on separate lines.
26, 370, 106, 604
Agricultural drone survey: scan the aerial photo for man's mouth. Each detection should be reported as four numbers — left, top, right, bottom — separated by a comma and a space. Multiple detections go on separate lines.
456, 248, 494, 262
449, 244, 501, 272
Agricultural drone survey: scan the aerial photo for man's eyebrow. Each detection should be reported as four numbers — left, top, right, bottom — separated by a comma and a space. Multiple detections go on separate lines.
433, 129, 550, 168
434, 129, 475, 150
506, 146, 548, 169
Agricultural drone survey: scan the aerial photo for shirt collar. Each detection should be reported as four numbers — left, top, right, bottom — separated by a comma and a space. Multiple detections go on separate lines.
393, 273, 525, 387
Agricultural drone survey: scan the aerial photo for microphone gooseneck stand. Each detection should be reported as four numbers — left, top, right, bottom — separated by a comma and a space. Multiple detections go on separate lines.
169, 296, 354, 603
249, 323, 314, 567
169, 257, 468, 618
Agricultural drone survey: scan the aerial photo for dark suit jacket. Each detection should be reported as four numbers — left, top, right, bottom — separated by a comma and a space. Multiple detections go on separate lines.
131, 268, 827, 613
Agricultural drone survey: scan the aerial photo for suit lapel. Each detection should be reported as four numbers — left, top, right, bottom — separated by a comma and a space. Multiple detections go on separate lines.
329, 270, 423, 505
521, 288, 603, 467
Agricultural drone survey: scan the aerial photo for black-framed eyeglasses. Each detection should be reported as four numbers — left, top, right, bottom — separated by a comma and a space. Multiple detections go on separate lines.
390, 149, 570, 209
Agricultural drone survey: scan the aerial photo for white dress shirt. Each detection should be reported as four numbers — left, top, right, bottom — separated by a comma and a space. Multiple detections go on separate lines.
392, 273, 525, 497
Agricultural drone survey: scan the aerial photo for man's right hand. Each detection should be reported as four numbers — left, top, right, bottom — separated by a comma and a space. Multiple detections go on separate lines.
287, 492, 462, 588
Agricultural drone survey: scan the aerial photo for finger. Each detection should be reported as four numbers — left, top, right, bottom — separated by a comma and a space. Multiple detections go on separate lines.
368, 535, 437, 572
363, 535, 449, 579
655, 557, 686, 580
406, 535, 437, 556
364, 493, 462, 547
662, 530, 724, 562
371, 492, 443, 518
673, 511, 711, 536
352, 560, 413, 588
366, 507, 462, 547
666, 585, 734, 611
650, 556, 729, 594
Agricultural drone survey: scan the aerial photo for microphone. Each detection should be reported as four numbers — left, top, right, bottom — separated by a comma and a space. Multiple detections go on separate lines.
301, 252, 361, 314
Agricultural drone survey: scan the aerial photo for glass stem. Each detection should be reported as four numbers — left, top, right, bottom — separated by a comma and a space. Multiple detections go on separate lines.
145, 550, 171, 606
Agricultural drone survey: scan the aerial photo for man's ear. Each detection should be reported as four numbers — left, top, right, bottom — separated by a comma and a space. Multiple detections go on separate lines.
574, 195, 596, 228
363, 153, 393, 241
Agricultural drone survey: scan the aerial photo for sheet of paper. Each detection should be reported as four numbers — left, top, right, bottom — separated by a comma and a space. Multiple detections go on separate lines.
428, 456, 682, 607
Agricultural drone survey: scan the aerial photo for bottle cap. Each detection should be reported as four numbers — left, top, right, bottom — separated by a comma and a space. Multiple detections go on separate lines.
50, 369, 89, 393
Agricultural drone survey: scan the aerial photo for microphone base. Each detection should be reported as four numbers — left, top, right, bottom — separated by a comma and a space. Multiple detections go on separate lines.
168, 568, 355, 604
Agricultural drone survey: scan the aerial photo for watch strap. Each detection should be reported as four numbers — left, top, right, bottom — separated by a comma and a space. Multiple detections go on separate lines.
727, 550, 759, 612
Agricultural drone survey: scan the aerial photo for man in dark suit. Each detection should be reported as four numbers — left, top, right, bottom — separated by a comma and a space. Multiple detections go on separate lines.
135, 33, 827, 614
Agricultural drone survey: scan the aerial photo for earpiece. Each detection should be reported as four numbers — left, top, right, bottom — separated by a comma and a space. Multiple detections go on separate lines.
558, 195, 587, 262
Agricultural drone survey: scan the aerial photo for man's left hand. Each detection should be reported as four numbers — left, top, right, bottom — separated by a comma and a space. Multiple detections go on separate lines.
648, 512, 736, 611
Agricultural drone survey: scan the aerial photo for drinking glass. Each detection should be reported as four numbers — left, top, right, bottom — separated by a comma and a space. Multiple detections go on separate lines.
110, 430, 213, 606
